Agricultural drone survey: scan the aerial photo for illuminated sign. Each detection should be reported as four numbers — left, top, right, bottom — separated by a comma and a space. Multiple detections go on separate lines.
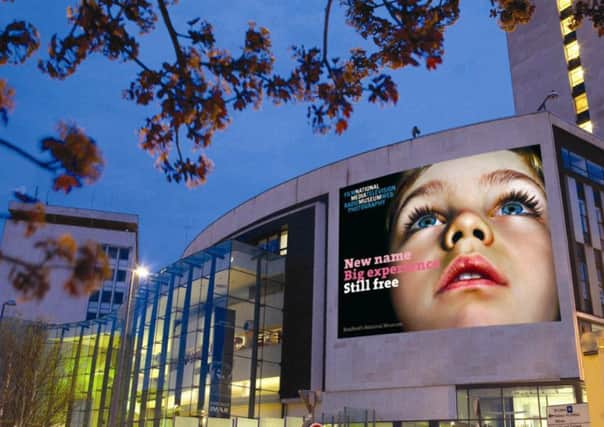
338, 146, 560, 337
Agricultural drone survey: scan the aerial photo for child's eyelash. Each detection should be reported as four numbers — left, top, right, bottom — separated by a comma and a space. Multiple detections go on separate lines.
403, 206, 438, 231
397, 190, 543, 240
496, 190, 543, 216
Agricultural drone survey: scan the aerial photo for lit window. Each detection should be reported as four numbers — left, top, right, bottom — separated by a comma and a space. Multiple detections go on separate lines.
568, 66, 584, 86
579, 121, 593, 133
560, 16, 574, 35
574, 93, 589, 114
557, 0, 573, 12
279, 229, 288, 256
564, 40, 580, 61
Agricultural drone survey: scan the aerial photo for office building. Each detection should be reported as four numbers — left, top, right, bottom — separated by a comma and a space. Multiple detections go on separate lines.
507, 0, 604, 137
0, 203, 138, 323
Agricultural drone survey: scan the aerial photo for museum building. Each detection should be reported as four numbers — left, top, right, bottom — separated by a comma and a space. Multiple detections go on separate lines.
41, 112, 604, 426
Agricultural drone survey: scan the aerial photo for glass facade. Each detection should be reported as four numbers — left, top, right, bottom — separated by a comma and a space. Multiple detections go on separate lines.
127, 240, 285, 425
41, 316, 122, 427
18, 240, 284, 426
560, 147, 604, 317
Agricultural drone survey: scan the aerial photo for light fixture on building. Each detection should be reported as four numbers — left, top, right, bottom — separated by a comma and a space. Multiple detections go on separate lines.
536, 90, 559, 112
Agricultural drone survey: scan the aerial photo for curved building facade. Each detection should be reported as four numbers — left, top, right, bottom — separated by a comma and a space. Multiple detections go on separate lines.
182, 112, 604, 426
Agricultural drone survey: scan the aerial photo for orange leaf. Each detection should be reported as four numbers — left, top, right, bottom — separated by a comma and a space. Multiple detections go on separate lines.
426, 56, 442, 70
335, 119, 348, 135
53, 174, 79, 193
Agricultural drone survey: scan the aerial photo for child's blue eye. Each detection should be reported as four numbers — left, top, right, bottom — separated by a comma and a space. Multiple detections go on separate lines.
410, 214, 443, 230
498, 201, 528, 216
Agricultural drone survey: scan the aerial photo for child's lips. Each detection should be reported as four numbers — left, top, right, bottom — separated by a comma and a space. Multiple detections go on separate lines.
436, 254, 508, 295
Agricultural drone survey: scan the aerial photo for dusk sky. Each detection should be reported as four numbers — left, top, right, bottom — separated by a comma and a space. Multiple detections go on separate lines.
0, 1, 515, 272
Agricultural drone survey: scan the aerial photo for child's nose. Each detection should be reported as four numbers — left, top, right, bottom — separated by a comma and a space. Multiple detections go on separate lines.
443, 211, 494, 250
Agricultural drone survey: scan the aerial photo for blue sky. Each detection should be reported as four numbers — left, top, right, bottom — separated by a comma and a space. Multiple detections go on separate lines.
0, 1, 515, 272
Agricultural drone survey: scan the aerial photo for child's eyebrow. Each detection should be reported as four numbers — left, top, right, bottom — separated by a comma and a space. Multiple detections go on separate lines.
397, 180, 447, 214
479, 169, 544, 191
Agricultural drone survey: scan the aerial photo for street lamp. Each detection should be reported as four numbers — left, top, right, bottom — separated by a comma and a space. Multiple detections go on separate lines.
108, 265, 149, 426
0, 299, 16, 319
536, 90, 559, 112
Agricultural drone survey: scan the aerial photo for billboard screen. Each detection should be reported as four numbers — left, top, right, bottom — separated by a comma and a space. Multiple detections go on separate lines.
338, 146, 559, 338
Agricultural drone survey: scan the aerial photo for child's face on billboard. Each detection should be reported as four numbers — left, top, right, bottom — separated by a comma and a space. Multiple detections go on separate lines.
390, 150, 558, 331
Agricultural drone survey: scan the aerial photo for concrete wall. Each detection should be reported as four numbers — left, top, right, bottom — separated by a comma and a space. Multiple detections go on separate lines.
184, 114, 601, 420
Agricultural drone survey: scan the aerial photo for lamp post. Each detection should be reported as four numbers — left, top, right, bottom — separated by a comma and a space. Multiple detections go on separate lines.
108, 265, 149, 426
0, 299, 16, 320
536, 90, 559, 112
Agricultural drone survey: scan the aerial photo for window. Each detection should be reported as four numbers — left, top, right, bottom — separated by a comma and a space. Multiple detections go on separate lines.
539, 386, 576, 416
565, 40, 580, 62
587, 162, 604, 184
107, 246, 118, 259
113, 291, 124, 305
89, 291, 99, 302
595, 191, 604, 246
568, 65, 584, 86
557, 0, 572, 11
256, 228, 288, 255
579, 199, 589, 236
577, 182, 591, 243
596, 207, 604, 243
569, 151, 587, 176
560, 16, 574, 35
119, 247, 130, 261
594, 249, 604, 310
86, 312, 97, 320
266, 233, 279, 253
576, 244, 592, 314
279, 229, 288, 256
574, 93, 589, 114
579, 120, 594, 133
457, 385, 577, 425
116, 269, 127, 282
101, 290, 112, 303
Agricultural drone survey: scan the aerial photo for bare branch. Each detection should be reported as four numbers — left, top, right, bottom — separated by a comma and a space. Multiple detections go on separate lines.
157, 0, 186, 72
0, 138, 58, 172
323, 0, 334, 65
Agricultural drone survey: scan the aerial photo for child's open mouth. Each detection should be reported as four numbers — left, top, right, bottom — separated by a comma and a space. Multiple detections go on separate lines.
436, 254, 508, 294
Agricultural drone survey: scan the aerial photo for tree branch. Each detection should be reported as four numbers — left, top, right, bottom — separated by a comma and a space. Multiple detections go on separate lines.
323, 0, 334, 66
174, 125, 184, 163
0, 138, 57, 172
383, 0, 404, 26
157, 0, 187, 72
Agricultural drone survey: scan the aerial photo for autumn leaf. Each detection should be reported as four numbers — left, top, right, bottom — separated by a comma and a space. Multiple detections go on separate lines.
8, 202, 46, 237
55, 233, 77, 261
426, 55, 442, 70
52, 174, 79, 193
0, 78, 15, 124
335, 119, 348, 135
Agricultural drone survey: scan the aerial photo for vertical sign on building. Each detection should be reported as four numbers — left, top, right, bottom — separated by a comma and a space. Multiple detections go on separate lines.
209, 307, 235, 418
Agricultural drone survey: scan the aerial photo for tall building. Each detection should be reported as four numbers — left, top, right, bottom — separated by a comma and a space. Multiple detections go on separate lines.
0, 202, 138, 323
507, 0, 604, 137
